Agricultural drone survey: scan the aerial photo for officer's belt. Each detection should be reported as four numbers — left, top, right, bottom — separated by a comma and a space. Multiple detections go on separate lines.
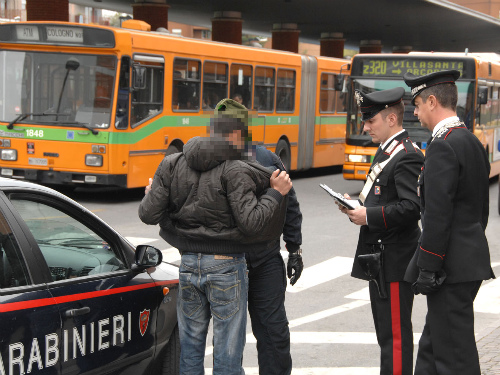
359, 144, 405, 204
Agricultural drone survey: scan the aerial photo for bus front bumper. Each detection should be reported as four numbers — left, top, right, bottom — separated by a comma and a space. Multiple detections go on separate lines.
0, 168, 127, 188
343, 163, 369, 181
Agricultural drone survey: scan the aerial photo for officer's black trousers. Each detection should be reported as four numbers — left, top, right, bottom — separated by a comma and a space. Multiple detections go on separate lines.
414, 281, 482, 375
369, 280, 414, 375
248, 253, 292, 375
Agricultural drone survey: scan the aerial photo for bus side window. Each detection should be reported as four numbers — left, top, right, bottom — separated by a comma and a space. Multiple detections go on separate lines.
115, 56, 130, 129
172, 58, 201, 111
319, 73, 336, 113
255, 67, 275, 112
276, 69, 295, 113
131, 56, 164, 127
203, 61, 228, 110
229, 64, 252, 109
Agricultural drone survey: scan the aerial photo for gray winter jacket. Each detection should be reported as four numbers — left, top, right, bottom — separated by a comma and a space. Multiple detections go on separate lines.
138, 136, 287, 254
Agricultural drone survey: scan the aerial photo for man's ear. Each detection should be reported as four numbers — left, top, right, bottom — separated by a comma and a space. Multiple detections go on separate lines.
428, 94, 438, 110
387, 112, 398, 127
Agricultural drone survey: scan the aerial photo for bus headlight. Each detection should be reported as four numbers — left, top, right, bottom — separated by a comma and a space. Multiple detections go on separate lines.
346, 154, 370, 163
85, 154, 103, 167
1, 149, 17, 161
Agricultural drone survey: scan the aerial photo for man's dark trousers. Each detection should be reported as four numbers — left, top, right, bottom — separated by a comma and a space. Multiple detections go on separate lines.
414, 281, 482, 375
248, 253, 291, 375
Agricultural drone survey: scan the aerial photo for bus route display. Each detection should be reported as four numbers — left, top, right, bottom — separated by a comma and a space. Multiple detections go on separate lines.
357, 58, 466, 78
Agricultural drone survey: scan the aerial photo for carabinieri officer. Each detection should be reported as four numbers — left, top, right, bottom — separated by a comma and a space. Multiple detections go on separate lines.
338, 87, 424, 375
404, 70, 495, 375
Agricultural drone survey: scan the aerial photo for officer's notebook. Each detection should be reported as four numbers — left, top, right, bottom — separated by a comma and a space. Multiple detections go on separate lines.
319, 183, 360, 210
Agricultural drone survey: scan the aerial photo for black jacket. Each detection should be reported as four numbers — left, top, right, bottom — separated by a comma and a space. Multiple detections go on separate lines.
138, 136, 287, 254
352, 131, 424, 282
245, 146, 303, 268
404, 122, 495, 284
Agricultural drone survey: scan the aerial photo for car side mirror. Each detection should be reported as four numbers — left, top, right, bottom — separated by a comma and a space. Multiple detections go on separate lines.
133, 245, 162, 270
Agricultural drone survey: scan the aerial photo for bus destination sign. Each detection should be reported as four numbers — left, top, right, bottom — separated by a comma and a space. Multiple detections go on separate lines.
360, 58, 465, 78
16, 25, 84, 44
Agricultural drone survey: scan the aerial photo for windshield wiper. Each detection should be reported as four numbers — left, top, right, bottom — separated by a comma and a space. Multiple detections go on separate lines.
49, 120, 99, 135
7, 112, 57, 130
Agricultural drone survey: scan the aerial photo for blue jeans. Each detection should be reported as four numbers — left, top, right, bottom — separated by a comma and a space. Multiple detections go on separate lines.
178, 252, 248, 375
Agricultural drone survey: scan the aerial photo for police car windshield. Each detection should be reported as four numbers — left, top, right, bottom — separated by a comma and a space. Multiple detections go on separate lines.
347, 78, 474, 143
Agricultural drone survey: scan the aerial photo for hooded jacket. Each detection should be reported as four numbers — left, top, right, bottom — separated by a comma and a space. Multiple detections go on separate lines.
138, 136, 287, 254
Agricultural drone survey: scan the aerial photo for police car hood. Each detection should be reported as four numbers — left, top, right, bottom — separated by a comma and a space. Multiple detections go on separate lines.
183, 136, 247, 172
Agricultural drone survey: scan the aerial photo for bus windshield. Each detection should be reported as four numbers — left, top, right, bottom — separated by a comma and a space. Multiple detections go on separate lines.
346, 78, 475, 145
0, 51, 116, 129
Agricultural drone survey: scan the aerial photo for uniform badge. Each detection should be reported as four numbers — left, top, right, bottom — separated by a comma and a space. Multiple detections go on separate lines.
374, 186, 381, 195
139, 309, 150, 336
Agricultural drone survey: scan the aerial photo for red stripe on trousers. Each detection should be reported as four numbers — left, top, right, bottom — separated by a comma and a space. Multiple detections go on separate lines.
391, 282, 402, 375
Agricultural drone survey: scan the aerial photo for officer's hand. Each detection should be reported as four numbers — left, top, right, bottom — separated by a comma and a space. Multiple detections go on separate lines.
412, 268, 447, 295
145, 177, 153, 195
270, 169, 292, 196
337, 193, 351, 214
287, 250, 303, 286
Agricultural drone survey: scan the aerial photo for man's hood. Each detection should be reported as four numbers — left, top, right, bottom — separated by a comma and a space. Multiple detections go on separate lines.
183, 136, 246, 172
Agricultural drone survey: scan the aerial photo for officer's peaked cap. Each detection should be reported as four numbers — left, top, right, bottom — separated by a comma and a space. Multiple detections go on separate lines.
355, 87, 405, 121
403, 69, 460, 104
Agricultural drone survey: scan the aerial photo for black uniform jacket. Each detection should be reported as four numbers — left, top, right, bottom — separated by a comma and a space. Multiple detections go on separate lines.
245, 146, 303, 268
352, 131, 424, 282
405, 123, 495, 284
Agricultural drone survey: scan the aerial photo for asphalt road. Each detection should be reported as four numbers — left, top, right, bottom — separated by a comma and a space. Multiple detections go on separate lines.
65, 167, 500, 374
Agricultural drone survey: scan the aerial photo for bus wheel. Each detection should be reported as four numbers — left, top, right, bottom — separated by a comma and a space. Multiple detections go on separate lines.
275, 140, 291, 172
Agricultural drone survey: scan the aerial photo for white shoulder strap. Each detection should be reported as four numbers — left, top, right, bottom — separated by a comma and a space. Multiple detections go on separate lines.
359, 143, 405, 203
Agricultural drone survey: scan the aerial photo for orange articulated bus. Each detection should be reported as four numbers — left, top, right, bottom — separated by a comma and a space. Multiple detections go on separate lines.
343, 52, 500, 213
0, 20, 349, 189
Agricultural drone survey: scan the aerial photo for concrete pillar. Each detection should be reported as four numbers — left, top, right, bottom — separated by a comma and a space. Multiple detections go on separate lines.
132, 0, 169, 32
272, 23, 300, 53
320, 32, 345, 58
211, 11, 243, 44
392, 45, 413, 54
26, 0, 68, 21
359, 40, 382, 54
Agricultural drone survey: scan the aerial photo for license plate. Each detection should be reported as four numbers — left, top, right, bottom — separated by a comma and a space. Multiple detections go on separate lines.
28, 157, 48, 166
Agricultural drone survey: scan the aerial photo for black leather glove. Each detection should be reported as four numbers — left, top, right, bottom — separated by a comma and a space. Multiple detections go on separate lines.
287, 250, 303, 286
412, 268, 447, 295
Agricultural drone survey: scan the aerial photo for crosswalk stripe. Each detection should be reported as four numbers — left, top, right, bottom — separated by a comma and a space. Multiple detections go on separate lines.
125, 237, 157, 246
289, 300, 370, 328
161, 247, 181, 263
205, 368, 380, 375
474, 276, 500, 314
287, 256, 353, 293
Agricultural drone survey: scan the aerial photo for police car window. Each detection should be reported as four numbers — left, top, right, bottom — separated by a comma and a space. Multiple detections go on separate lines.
10, 199, 126, 281
0, 210, 29, 288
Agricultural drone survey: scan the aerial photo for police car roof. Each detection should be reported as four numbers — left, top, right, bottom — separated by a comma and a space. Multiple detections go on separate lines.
0, 176, 65, 195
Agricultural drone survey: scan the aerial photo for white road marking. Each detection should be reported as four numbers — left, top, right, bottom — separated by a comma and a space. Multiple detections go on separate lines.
289, 300, 370, 328
286, 256, 353, 293
161, 247, 181, 263
474, 277, 500, 314
345, 287, 370, 301
125, 237, 157, 246
206, 368, 380, 375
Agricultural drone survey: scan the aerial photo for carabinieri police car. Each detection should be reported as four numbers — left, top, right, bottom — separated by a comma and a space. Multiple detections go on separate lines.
0, 177, 179, 375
